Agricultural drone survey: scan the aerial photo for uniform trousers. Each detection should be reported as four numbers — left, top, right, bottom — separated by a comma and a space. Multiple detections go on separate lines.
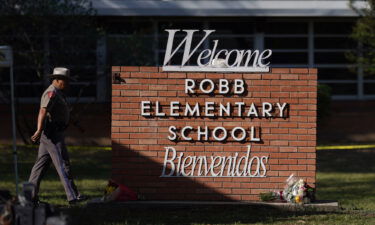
28, 129, 80, 201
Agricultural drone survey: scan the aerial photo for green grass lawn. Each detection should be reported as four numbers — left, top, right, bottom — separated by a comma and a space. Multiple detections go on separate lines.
1, 146, 375, 225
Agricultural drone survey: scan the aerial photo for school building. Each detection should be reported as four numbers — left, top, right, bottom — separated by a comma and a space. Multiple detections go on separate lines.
0, 0, 374, 145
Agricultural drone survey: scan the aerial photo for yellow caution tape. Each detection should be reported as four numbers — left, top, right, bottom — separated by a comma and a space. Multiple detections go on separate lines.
316, 144, 375, 150
67, 145, 112, 151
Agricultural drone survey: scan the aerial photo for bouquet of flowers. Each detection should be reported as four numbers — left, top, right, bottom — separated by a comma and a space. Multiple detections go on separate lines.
259, 191, 283, 202
282, 174, 315, 204
102, 180, 138, 202
260, 174, 315, 204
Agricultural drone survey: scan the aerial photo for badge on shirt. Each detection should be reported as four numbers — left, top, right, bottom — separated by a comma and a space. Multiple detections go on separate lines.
48, 91, 56, 98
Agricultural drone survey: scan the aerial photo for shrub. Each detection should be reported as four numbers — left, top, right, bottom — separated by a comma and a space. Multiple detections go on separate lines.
317, 84, 332, 120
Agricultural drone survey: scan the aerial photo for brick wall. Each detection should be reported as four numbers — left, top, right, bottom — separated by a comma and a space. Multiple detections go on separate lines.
111, 66, 317, 201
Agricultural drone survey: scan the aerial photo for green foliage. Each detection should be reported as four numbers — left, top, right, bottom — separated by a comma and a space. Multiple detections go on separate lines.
0, 0, 98, 79
317, 84, 332, 119
260, 192, 277, 202
348, 0, 375, 76
107, 34, 155, 66
0, 1, 100, 144
0, 0, 95, 16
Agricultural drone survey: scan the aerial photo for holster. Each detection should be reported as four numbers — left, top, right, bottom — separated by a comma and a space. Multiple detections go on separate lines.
44, 120, 68, 133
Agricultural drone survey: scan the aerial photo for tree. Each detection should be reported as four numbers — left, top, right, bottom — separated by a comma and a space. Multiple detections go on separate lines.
0, 0, 97, 79
0, 0, 99, 144
348, 0, 375, 75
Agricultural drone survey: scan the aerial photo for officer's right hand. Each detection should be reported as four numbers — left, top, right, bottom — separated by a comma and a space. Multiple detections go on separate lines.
31, 130, 42, 143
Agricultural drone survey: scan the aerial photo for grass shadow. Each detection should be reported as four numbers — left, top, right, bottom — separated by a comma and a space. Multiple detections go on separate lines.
63, 204, 334, 225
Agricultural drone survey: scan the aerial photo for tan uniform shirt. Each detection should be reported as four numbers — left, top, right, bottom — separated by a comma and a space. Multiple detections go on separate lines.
40, 84, 70, 126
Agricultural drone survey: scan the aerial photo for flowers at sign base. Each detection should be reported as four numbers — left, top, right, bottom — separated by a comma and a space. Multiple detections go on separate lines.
102, 179, 138, 202
259, 174, 315, 204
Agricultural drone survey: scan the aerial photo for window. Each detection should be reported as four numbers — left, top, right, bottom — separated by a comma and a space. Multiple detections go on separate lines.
264, 22, 309, 67
106, 20, 155, 66
313, 21, 359, 99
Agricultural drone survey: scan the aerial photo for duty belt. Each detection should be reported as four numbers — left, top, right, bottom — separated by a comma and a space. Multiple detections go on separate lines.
45, 121, 68, 132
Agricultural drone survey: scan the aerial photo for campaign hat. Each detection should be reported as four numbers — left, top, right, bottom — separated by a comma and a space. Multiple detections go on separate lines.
49, 67, 75, 81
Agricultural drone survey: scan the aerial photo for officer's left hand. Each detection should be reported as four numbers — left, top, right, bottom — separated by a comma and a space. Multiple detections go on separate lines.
31, 130, 42, 143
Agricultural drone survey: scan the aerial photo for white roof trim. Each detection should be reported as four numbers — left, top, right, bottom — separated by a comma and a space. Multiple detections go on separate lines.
91, 0, 367, 17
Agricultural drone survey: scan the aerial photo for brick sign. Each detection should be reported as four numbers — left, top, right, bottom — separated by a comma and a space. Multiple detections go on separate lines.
111, 66, 317, 201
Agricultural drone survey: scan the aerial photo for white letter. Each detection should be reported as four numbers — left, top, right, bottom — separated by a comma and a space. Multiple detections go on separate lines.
170, 101, 180, 117
213, 49, 228, 61
213, 127, 228, 141
197, 126, 208, 141
161, 147, 176, 177
260, 156, 269, 177
200, 79, 215, 94
225, 49, 242, 67
231, 127, 247, 141
176, 152, 184, 176
185, 79, 195, 94
242, 50, 259, 67
220, 155, 237, 176
210, 156, 222, 177
197, 49, 212, 66
205, 102, 215, 117
155, 101, 165, 117
247, 103, 259, 117
234, 79, 245, 94
181, 126, 193, 141
248, 156, 261, 177
163, 29, 180, 66
276, 102, 288, 117
195, 156, 209, 176
250, 126, 261, 142
235, 102, 245, 116
163, 29, 215, 66
168, 126, 177, 141
209, 40, 219, 65
181, 156, 194, 176
236, 146, 251, 176
262, 102, 272, 117
141, 101, 151, 116
258, 49, 272, 67
219, 102, 231, 117
219, 79, 229, 94
185, 102, 200, 116
181, 30, 215, 66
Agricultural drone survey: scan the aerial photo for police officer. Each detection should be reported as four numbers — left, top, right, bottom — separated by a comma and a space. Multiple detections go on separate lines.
29, 67, 86, 204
